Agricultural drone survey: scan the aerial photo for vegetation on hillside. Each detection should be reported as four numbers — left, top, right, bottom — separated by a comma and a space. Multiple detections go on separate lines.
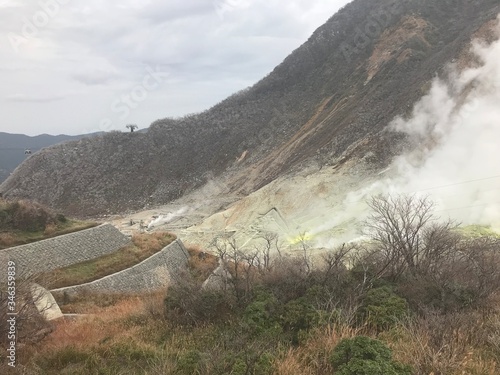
2, 0, 498, 216
0, 198, 98, 249
2, 195, 499, 374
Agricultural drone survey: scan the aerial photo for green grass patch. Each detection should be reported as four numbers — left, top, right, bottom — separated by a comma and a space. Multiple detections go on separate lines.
0, 198, 99, 249
455, 225, 500, 238
45, 232, 176, 289
0, 220, 99, 250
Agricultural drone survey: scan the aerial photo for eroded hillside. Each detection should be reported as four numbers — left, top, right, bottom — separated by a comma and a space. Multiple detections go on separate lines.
1, 0, 499, 217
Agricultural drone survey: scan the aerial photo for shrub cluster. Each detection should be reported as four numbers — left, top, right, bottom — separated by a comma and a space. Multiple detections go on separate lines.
6, 195, 499, 374
162, 195, 500, 374
330, 336, 412, 375
0, 198, 63, 232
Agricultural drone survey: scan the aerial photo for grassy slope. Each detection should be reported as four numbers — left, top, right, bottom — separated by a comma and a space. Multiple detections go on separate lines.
0, 220, 99, 250
44, 232, 176, 290
0, 198, 99, 249
457, 224, 500, 238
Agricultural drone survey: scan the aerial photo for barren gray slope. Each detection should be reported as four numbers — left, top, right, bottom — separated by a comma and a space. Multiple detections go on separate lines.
1, 0, 499, 216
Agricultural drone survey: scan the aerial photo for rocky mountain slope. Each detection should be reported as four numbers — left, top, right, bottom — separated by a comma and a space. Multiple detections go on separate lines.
1, 0, 499, 218
0, 132, 97, 184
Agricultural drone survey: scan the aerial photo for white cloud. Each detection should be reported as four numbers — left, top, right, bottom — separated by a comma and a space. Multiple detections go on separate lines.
0, 0, 350, 135
5, 94, 65, 103
71, 69, 121, 86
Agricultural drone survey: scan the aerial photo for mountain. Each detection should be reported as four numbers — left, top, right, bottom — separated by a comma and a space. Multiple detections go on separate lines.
1, 0, 499, 218
0, 132, 99, 184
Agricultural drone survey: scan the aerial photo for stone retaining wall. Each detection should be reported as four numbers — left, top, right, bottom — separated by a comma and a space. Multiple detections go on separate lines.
51, 239, 189, 296
1, 224, 131, 279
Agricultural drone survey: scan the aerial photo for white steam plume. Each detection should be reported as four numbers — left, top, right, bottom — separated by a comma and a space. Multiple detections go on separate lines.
147, 207, 188, 230
312, 17, 500, 247
384, 17, 500, 227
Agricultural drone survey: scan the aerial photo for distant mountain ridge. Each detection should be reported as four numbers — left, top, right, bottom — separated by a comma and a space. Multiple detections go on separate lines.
1, 0, 499, 216
0, 132, 100, 184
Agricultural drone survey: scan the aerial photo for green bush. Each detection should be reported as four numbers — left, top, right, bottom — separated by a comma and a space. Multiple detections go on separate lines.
330, 336, 412, 375
359, 287, 409, 331
243, 290, 281, 336
254, 352, 274, 375
281, 297, 320, 344
56, 213, 68, 223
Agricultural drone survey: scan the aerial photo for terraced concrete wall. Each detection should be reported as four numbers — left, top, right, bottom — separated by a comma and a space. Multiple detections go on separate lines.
1, 224, 131, 279
51, 239, 189, 296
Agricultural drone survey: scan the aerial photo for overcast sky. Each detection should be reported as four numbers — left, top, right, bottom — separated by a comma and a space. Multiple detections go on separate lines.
0, 0, 351, 136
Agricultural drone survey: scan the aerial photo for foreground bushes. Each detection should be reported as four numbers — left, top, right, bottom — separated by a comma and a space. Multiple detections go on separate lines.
161, 195, 500, 374
331, 336, 412, 375
358, 286, 409, 331
6, 194, 500, 374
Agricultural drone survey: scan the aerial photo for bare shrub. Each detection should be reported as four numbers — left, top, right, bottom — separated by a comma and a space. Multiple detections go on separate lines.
255, 231, 280, 270
260, 255, 311, 304
455, 237, 500, 306
209, 233, 264, 304
186, 244, 219, 283
364, 194, 500, 312
164, 270, 237, 326
315, 243, 355, 296
395, 235, 500, 312
0, 271, 55, 347
11, 200, 56, 232
365, 194, 458, 280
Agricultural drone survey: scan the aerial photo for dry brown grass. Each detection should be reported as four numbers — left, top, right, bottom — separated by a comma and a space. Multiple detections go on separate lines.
186, 244, 219, 282
132, 231, 175, 252
8, 293, 171, 374
57, 292, 138, 314
43, 223, 57, 236
386, 311, 500, 375
0, 232, 16, 247
32, 293, 164, 352
12, 295, 141, 368
273, 324, 360, 375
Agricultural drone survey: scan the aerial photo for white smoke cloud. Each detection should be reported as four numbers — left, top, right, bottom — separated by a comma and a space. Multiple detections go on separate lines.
347, 17, 500, 227
311, 17, 500, 248
182, 16, 500, 251
147, 207, 188, 229
375, 16, 500, 227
